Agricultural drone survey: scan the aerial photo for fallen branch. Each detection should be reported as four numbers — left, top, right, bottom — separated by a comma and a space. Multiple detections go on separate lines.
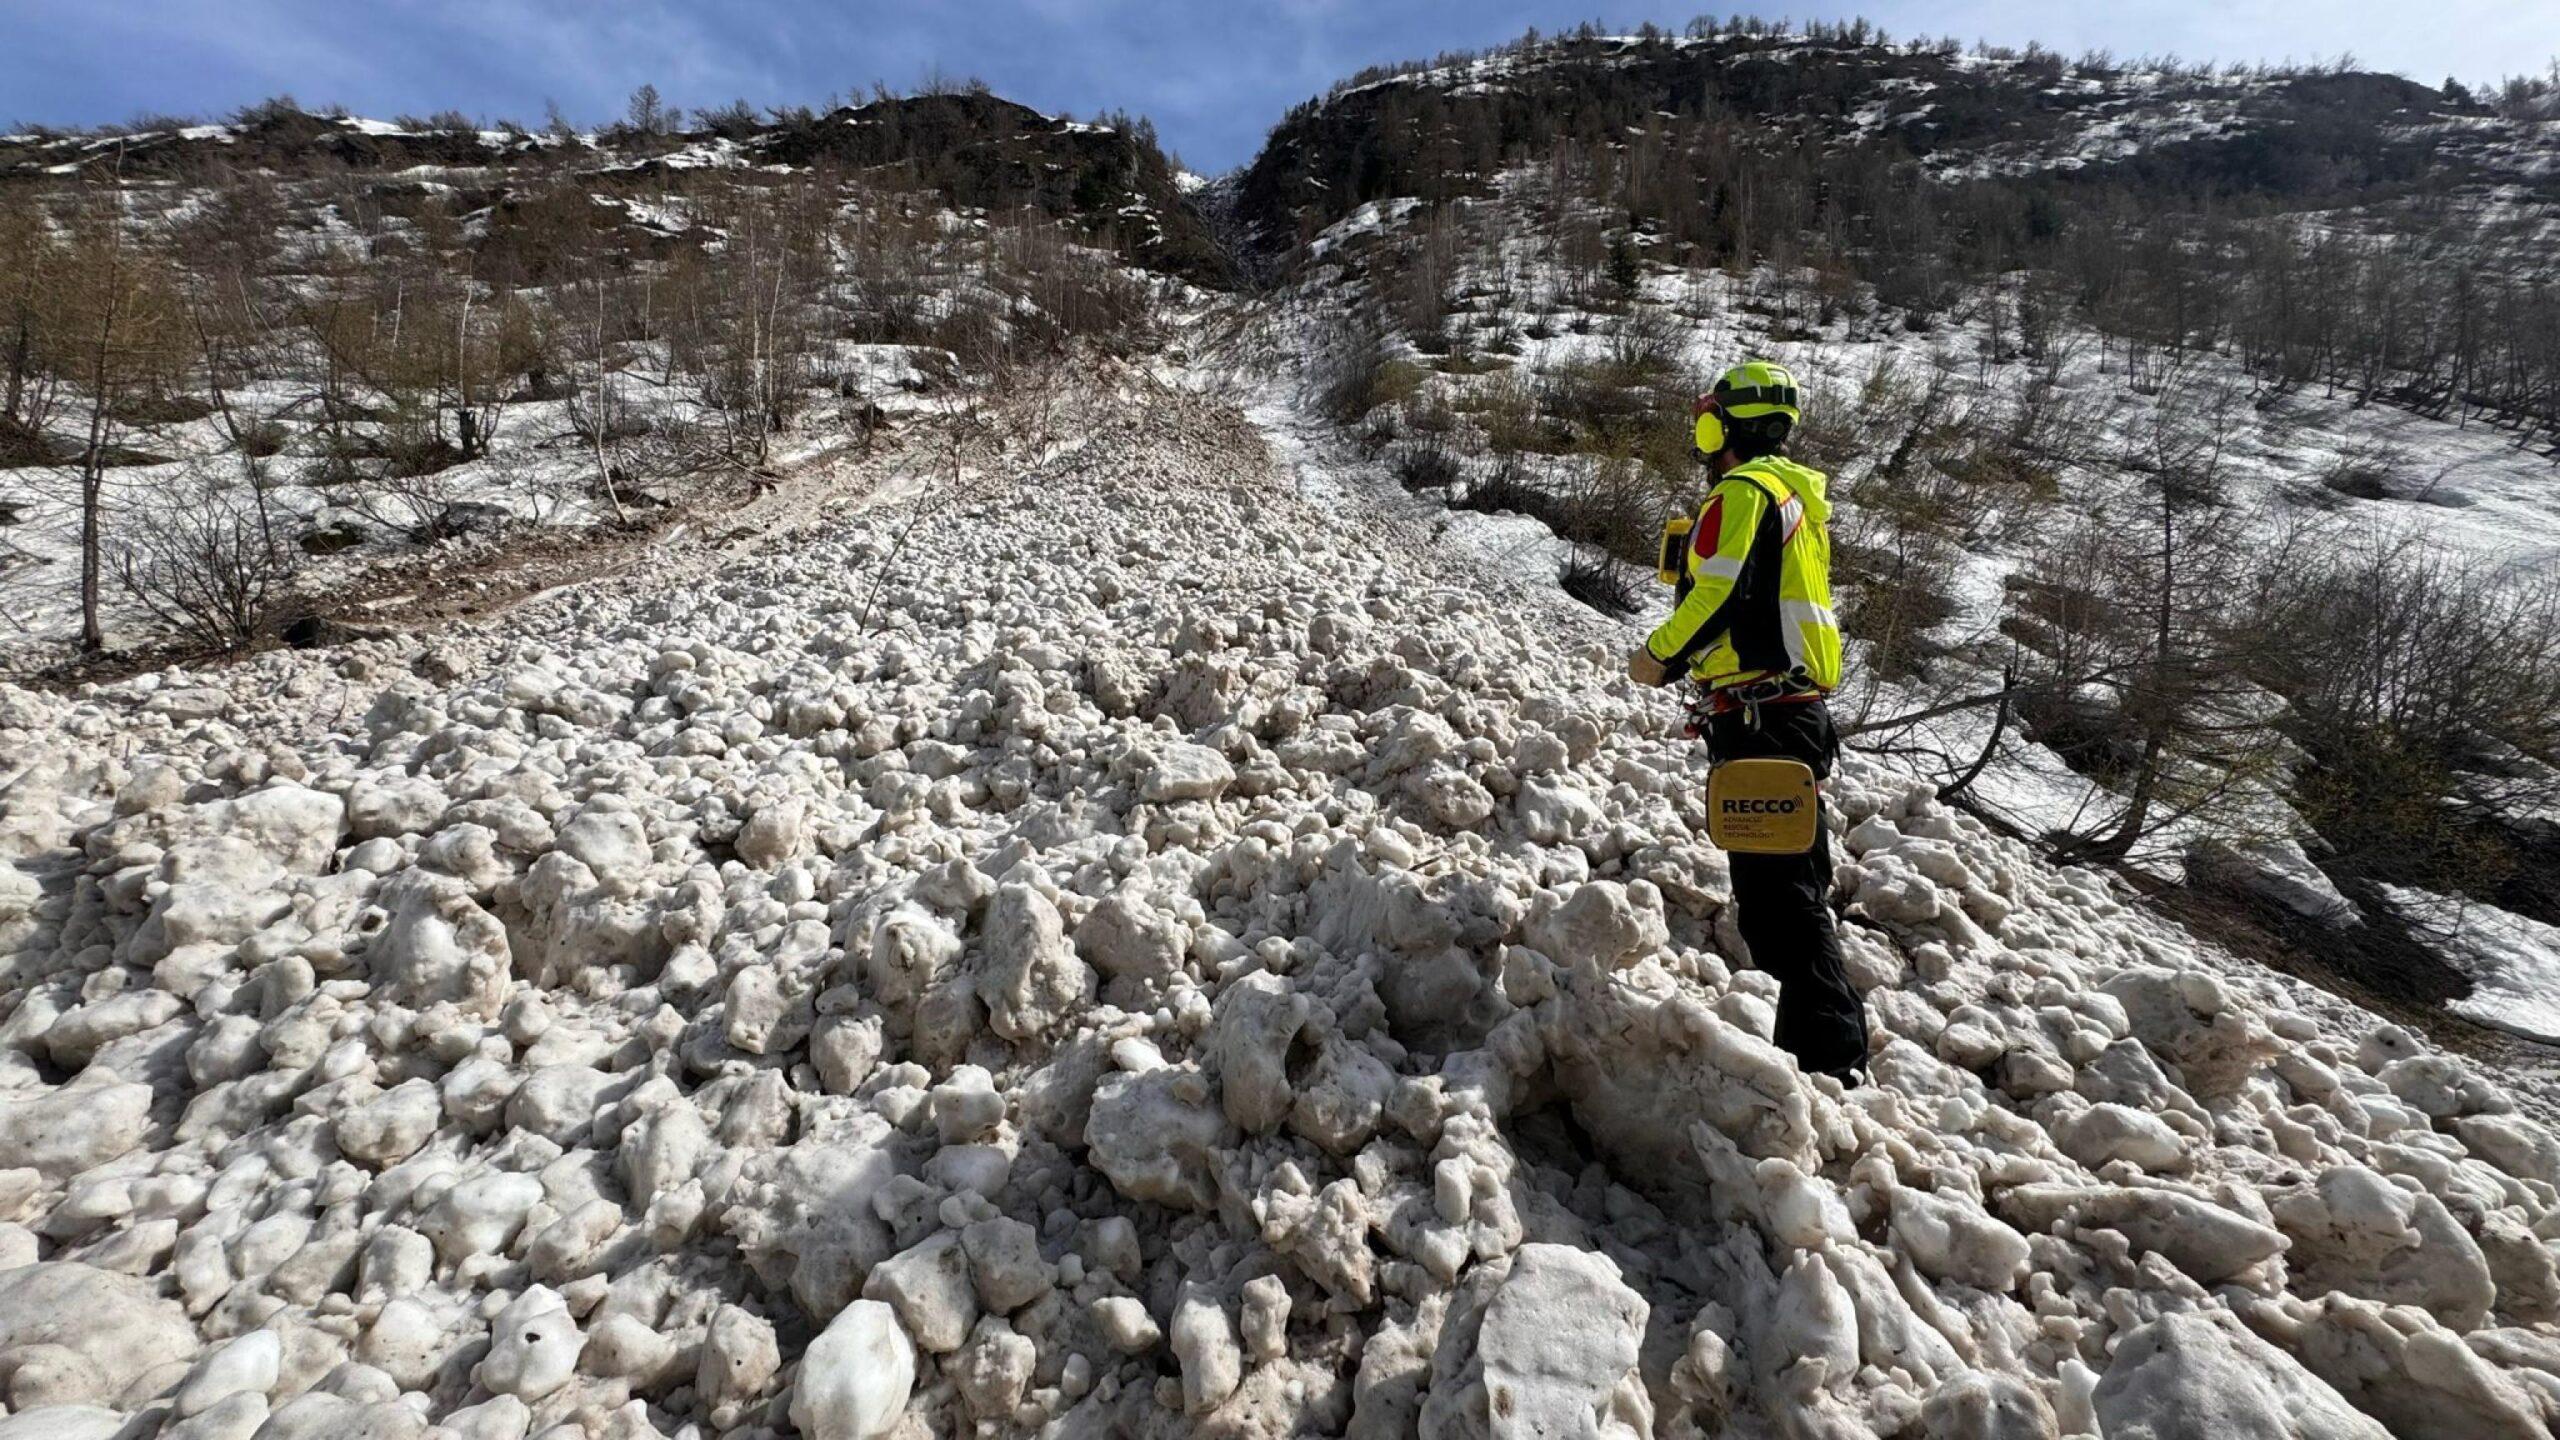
1936, 663, 2018, 803
1839, 684, 2017, 741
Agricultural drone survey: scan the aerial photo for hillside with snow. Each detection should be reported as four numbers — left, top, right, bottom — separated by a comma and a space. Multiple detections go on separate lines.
5, 22, 2560, 1440
1239, 28, 2560, 270
0, 93, 1224, 284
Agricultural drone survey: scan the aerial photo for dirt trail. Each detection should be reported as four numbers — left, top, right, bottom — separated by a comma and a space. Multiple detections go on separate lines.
12, 411, 947, 694
349, 427, 925, 627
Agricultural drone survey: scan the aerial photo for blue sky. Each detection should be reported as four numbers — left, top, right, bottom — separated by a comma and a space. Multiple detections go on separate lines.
2, 1, 2552, 170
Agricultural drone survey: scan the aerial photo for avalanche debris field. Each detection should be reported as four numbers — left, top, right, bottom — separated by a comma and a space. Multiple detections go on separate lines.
6, 368, 2560, 1440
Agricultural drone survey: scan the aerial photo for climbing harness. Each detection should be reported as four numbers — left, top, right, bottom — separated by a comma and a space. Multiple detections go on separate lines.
1682, 671, 1823, 738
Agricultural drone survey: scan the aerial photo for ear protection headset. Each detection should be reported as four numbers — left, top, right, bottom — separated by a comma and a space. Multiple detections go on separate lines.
1691, 393, 1728, 458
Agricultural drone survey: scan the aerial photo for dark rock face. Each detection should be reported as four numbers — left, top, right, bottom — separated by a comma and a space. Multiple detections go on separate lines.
1233, 32, 2546, 264
756, 94, 1229, 285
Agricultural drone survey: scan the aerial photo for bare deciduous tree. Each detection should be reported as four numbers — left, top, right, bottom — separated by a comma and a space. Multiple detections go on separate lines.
62, 154, 181, 652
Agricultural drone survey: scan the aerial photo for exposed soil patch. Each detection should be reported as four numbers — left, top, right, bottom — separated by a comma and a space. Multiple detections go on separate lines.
13, 420, 921, 691
2136, 874, 2560, 1077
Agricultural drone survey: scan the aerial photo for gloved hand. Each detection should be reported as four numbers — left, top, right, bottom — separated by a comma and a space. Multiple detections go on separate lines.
1626, 648, 1672, 687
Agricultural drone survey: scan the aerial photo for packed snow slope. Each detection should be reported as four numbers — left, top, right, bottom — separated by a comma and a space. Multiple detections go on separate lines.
9, 367, 2560, 1440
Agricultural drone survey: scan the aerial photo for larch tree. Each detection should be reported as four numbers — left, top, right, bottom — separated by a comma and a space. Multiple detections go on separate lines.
65, 156, 180, 652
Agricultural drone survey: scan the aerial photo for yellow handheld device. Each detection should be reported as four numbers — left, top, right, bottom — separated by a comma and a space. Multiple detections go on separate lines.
1707, 758, 1821, 853
1656, 515, 1693, 585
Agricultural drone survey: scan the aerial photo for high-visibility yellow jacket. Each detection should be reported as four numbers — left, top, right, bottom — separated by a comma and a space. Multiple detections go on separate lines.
1644, 455, 1843, 692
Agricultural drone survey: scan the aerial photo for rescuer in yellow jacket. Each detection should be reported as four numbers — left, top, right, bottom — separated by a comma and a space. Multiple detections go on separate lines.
1628, 360, 1871, 1085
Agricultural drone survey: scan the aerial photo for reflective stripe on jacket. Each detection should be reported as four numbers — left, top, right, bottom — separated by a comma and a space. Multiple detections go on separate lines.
1643, 455, 1843, 692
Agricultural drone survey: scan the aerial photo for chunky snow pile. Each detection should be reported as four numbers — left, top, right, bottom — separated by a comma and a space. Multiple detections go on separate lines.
4, 372, 2560, 1440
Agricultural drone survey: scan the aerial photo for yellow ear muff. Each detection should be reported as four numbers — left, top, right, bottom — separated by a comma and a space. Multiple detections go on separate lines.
1693, 408, 1725, 456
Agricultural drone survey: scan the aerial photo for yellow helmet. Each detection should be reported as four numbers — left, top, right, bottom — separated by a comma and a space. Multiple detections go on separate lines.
1693, 360, 1802, 456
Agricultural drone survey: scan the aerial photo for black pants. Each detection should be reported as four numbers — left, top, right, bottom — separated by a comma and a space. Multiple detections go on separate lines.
1706, 699, 1869, 1074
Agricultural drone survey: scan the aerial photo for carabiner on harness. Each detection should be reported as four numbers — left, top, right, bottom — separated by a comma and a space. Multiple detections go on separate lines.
1680, 684, 1716, 742
1690, 671, 1821, 738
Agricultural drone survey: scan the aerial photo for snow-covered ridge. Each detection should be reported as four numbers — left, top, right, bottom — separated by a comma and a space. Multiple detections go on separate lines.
0, 99, 1216, 282
1270, 29, 2559, 224
5, 367, 2560, 1438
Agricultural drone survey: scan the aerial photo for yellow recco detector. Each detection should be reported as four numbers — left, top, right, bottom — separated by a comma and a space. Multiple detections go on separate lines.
1707, 757, 1821, 853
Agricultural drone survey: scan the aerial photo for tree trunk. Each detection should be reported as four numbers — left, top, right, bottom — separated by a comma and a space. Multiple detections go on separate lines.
79, 412, 107, 653
78, 167, 128, 655
3, 311, 28, 426
2077, 730, 2164, 863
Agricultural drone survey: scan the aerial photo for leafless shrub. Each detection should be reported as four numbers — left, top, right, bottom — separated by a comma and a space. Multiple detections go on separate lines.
1560, 545, 1642, 613
2257, 544, 2560, 892
2312, 435, 2413, 502
1462, 372, 1567, 455
235, 421, 288, 458
1602, 300, 1685, 379
663, 180, 832, 468
1396, 443, 1462, 491
1400, 389, 1457, 436
1551, 455, 1671, 562
841, 201, 948, 346
1452, 461, 1548, 519
1390, 207, 1465, 350
378, 408, 469, 479
346, 461, 480, 543
109, 475, 298, 651
1313, 319, 1425, 424
993, 215, 1155, 351
1836, 531, 1963, 681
